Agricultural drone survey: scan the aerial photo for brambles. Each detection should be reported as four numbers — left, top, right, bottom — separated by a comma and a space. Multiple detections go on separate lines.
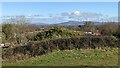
98, 22, 118, 36
2, 36, 119, 61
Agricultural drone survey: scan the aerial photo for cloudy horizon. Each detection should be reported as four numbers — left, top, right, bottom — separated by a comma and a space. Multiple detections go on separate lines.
1, 2, 118, 24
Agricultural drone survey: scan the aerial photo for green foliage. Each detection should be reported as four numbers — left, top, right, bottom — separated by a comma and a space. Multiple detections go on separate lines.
33, 27, 83, 41
2, 21, 119, 66
2, 23, 14, 40
3, 36, 119, 61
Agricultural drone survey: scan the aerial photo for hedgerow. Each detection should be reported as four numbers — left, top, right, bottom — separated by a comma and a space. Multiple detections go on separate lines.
2, 36, 118, 61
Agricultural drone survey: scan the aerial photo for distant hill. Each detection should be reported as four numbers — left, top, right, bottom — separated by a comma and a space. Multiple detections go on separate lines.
31, 22, 50, 26
53, 21, 103, 26
53, 21, 85, 26
31, 21, 104, 26
3, 17, 113, 26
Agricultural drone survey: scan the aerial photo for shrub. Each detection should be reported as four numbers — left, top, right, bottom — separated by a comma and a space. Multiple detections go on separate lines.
3, 36, 118, 60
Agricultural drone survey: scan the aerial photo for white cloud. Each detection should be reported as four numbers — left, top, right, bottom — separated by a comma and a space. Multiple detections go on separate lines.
73, 11, 81, 16
60, 11, 118, 22
2, 11, 118, 24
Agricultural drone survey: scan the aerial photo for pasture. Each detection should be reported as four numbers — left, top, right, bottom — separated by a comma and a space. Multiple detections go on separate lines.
3, 48, 118, 66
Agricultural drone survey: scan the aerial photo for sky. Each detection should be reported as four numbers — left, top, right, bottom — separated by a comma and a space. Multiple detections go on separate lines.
1, 2, 118, 24
1, 0, 120, 2
2, 2, 118, 16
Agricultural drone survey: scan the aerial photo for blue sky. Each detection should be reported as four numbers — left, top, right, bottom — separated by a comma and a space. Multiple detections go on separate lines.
2, 2, 118, 16
1, 2, 118, 23
1, 0, 120, 2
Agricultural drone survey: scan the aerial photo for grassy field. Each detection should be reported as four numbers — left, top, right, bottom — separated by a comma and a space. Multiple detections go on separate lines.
3, 48, 118, 66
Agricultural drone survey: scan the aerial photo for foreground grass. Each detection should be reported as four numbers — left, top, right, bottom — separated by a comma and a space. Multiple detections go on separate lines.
3, 48, 118, 66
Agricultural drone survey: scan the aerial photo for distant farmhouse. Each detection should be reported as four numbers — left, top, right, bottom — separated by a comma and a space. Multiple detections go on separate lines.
84, 30, 101, 36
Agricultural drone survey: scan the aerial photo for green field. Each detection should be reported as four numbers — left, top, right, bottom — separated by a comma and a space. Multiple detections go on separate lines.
3, 48, 118, 66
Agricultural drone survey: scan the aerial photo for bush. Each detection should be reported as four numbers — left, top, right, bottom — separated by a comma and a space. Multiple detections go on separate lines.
3, 36, 118, 60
